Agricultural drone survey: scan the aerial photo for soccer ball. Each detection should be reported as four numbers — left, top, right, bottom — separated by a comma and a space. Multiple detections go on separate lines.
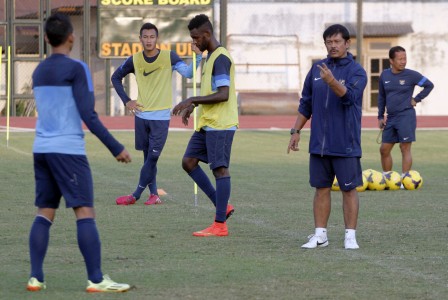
366, 170, 386, 191
356, 174, 368, 192
402, 170, 423, 190
331, 176, 340, 191
362, 169, 373, 180
384, 171, 402, 190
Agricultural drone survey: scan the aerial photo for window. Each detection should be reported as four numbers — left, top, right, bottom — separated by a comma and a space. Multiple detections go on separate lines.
369, 58, 390, 108
14, 25, 39, 56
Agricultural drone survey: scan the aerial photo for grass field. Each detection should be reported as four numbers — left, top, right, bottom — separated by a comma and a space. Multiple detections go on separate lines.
0, 130, 447, 299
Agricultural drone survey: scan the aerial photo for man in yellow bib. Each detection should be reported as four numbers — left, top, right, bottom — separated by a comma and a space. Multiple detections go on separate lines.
112, 23, 202, 206
173, 14, 238, 237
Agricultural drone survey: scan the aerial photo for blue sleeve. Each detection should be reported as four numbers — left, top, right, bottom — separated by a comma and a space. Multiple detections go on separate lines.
111, 56, 134, 105
74, 62, 124, 157
377, 73, 386, 119
171, 51, 202, 78
213, 54, 231, 88
298, 67, 314, 119
340, 64, 368, 106
414, 76, 434, 102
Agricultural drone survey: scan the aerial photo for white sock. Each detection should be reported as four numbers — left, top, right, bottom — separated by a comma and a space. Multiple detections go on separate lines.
315, 227, 327, 239
345, 229, 356, 239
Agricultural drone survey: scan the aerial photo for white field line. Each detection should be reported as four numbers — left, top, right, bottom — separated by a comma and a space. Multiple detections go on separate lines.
0, 142, 32, 156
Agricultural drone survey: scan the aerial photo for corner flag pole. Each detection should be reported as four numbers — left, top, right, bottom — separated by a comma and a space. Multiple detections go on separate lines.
193, 51, 198, 206
6, 46, 11, 147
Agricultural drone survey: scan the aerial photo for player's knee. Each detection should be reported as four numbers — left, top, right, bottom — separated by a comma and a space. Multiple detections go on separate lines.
148, 150, 161, 161
399, 143, 412, 152
379, 146, 391, 156
182, 157, 196, 173
212, 167, 229, 178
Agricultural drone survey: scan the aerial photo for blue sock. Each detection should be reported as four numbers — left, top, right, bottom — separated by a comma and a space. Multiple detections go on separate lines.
188, 166, 216, 206
148, 173, 158, 195
77, 218, 103, 283
29, 215, 52, 282
144, 150, 159, 195
133, 153, 159, 199
215, 176, 231, 222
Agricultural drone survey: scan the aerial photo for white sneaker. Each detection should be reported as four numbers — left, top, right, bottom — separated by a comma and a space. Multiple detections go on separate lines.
344, 237, 359, 249
86, 275, 130, 293
301, 234, 329, 249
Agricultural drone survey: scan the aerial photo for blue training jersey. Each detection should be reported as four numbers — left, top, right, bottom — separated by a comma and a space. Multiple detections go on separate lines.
378, 68, 434, 119
32, 53, 124, 156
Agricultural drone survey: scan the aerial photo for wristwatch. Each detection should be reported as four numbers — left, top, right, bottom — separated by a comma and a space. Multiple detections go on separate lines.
290, 129, 301, 135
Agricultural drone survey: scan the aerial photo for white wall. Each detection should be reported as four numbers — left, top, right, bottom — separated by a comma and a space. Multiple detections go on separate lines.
226, 1, 448, 115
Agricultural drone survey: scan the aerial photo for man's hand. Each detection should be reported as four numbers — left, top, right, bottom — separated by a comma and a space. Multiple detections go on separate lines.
172, 99, 194, 116
287, 133, 301, 154
378, 119, 386, 129
125, 100, 144, 115
411, 98, 417, 107
191, 43, 202, 55
317, 63, 336, 84
116, 149, 132, 163
180, 105, 194, 126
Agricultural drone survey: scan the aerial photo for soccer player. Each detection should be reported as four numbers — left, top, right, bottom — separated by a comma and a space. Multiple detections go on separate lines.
112, 23, 202, 206
172, 14, 238, 237
287, 24, 367, 250
378, 46, 434, 181
27, 13, 132, 292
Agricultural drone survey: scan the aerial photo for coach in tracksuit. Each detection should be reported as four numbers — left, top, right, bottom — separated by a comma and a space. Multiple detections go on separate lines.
287, 24, 367, 250
378, 46, 434, 179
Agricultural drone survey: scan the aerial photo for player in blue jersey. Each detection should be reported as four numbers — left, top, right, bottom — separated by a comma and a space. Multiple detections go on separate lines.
27, 13, 132, 293
378, 46, 434, 180
112, 23, 202, 206
287, 24, 367, 250
172, 14, 238, 237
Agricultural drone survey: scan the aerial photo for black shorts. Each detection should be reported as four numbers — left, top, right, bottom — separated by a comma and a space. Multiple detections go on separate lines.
309, 154, 362, 191
184, 129, 235, 170
382, 109, 416, 143
34, 153, 94, 208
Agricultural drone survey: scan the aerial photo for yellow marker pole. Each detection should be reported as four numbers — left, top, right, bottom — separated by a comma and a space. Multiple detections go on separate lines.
6, 46, 11, 147
0, 46, 2, 137
192, 51, 198, 206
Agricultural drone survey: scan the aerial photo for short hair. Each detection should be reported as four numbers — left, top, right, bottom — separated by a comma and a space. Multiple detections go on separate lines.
44, 13, 73, 47
389, 46, 406, 59
140, 23, 158, 37
323, 24, 350, 41
188, 14, 213, 33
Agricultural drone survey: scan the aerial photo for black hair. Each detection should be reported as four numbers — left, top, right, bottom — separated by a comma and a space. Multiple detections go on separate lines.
140, 23, 158, 37
44, 13, 73, 47
389, 46, 406, 59
188, 14, 213, 33
323, 24, 350, 41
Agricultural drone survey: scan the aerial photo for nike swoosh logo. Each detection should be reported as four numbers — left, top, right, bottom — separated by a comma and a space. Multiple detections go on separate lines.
385, 81, 391, 84
403, 137, 409, 140
344, 182, 352, 186
143, 68, 160, 76
314, 77, 322, 81
317, 240, 327, 246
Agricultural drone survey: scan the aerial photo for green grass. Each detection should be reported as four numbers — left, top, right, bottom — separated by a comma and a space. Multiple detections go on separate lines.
0, 130, 447, 299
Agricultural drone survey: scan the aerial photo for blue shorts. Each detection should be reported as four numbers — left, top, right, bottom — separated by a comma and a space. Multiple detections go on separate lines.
34, 153, 94, 208
184, 129, 235, 170
382, 109, 416, 143
135, 117, 170, 153
309, 154, 362, 191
